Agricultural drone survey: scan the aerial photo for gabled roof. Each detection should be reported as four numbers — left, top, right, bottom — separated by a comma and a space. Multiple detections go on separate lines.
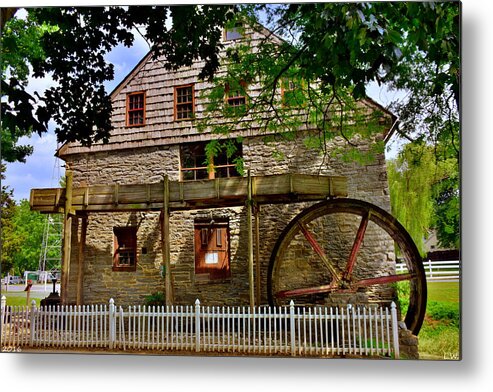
110, 51, 153, 100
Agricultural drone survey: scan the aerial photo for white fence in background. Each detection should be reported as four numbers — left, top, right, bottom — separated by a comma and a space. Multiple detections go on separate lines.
397, 260, 460, 282
1, 298, 399, 358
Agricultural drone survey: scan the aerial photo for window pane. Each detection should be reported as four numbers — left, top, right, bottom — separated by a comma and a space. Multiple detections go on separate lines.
216, 228, 223, 247
216, 167, 228, 178
114, 227, 137, 269
228, 97, 246, 107
201, 228, 208, 247
205, 252, 219, 264
215, 151, 228, 166
177, 103, 193, 119
195, 169, 209, 180
182, 170, 195, 181
129, 94, 144, 109
129, 111, 144, 125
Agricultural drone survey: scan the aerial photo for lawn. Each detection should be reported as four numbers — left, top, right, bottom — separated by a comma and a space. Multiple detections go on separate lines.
427, 282, 460, 303
1, 290, 43, 307
401, 281, 460, 360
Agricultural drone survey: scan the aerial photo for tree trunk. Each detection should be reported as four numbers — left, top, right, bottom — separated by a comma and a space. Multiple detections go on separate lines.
1, 7, 18, 30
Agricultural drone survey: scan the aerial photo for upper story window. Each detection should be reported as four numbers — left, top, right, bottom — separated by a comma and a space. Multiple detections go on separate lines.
126, 92, 146, 126
180, 141, 243, 181
225, 81, 247, 107
281, 78, 306, 107
224, 22, 243, 41
175, 84, 195, 120
113, 227, 137, 271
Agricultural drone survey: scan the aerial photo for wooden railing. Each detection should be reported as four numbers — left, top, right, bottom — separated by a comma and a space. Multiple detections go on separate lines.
1, 297, 399, 358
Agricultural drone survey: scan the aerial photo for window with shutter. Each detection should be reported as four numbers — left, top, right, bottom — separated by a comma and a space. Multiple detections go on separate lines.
194, 221, 230, 280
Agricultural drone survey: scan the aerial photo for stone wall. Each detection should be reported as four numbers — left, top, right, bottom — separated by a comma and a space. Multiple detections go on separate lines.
398, 322, 420, 359
65, 133, 393, 307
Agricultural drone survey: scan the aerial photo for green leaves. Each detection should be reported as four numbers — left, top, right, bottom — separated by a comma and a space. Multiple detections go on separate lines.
0, 193, 46, 276
1, 12, 56, 162
387, 142, 459, 255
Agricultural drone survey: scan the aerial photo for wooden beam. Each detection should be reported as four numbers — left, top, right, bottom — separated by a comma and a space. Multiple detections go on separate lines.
61, 169, 73, 304
162, 175, 174, 305
76, 215, 88, 305
30, 174, 348, 214
254, 204, 261, 306
247, 170, 255, 309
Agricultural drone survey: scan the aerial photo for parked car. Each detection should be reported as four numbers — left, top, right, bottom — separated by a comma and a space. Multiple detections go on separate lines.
5, 276, 24, 285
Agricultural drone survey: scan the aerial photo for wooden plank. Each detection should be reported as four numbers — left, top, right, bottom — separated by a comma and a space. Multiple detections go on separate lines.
254, 205, 261, 306
162, 176, 174, 305
247, 171, 255, 310
76, 216, 88, 305
217, 177, 248, 198
331, 176, 348, 197
254, 175, 289, 196
61, 170, 73, 305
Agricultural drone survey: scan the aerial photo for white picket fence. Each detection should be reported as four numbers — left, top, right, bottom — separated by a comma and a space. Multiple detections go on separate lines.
397, 259, 460, 282
1, 297, 400, 358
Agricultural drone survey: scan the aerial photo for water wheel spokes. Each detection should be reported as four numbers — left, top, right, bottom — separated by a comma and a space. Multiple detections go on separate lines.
267, 198, 427, 335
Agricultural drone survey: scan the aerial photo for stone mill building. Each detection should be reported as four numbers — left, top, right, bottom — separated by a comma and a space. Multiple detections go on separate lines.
34, 22, 400, 311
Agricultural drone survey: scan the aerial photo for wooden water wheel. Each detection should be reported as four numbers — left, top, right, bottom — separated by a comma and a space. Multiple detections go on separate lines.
267, 198, 427, 335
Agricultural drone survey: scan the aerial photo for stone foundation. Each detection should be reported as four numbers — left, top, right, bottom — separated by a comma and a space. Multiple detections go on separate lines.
398, 321, 420, 359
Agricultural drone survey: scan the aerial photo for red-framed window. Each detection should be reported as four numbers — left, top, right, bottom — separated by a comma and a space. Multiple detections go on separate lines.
225, 81, 247, 107
126, 92, 146, 126
281, 78, 306, 107
113, 227, 137, 271
175, 84, 195, 120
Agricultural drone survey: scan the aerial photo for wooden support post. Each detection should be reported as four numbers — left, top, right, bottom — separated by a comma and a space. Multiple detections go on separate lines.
247, 170, 255, 310
76, 215, 88, 305
61, 169, 73, 304
162, 175, 174, 305
254, 204, 261, 306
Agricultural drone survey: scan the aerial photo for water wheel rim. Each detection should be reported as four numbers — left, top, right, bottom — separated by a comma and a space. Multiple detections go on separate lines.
267, 198, 427, 335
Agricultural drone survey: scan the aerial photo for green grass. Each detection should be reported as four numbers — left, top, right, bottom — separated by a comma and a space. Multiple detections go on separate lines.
397, 280, 460, 360
418, 281, 460, 359
427, 282, 459, 303
418, 323, 460, 359
2, 294, 41, 307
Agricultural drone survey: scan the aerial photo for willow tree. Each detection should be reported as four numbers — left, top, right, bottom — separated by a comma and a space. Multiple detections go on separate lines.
387, 142, 459, 256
